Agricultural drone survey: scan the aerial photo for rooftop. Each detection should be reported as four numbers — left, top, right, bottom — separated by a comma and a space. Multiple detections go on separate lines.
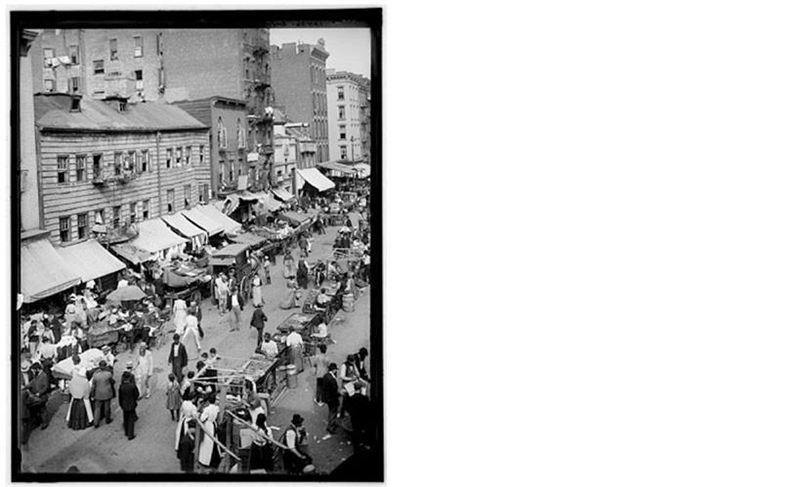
34, 93, 209, 133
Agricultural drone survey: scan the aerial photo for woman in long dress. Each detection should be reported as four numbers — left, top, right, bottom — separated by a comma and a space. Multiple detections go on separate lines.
297, 260, 309, 289
248, 413, 275, 472
66, 361, 93, 430
173, 299, 188, 336
175, 390, 198, 451
251, 275, 263, 308
182, 313, 202, 361
197, 395, 221, 470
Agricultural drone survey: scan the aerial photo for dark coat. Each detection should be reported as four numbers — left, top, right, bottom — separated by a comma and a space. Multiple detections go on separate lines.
320, 371, 340, 405
168, 342, 188, 368
90, 368, 116, 401
118, 381, 139, 412
250, 308, 266, 330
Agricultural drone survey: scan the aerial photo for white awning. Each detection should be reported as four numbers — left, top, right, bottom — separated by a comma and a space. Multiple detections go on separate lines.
271, 187, 296, 201
58, 239, 126, 283
161, 213, 208, 247
125, 218, 188, 254
297, 168, 335, 192
21, 237, 82, 303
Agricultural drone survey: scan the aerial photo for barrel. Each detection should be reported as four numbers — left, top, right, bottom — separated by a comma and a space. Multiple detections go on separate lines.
342, 293, 355, 312
286, 365, 298, 389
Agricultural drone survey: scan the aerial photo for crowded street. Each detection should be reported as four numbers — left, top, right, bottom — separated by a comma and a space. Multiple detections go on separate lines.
19, 210, 374, 474
14, 23, 377, 478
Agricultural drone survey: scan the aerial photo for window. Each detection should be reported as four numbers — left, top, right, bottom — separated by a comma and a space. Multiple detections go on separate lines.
142, 200, 150, 220
124, 151, 134, 172
184, 184, 192, 208
134, 36, 143, 57
135, 70, 143, 91
114, 152, 122, 175
166, 148, 172, 168
218, 173, 223, 187
166, 189, 175, 213
339, 124, 347, 140
59, 217, 71, 243
200, 184, 209, 203
337, 86, 344, 100
199, 145, 204, 165
112, 206, 121, 228
75, 155, 86, 182
57, 156, 69, 183
93, 60, 104, 74
129, 202, 137, 224
134, 151, 141, 173
95, 209, 105, 226
237, 120, 246, 149
92, 154, 102, 180
70, 77, 80, 93
77, 213, 87, 240
186, 147, 192, 166
340, 146, 347, 160
141, 150, 149, 172
217, 118, 227, 148
44, 79, 55, 92
43, 48, 54, 67
176, 147, 183, 167
69, 45, 80, 65
109, 38, 118, 60
338, 105, 345, 120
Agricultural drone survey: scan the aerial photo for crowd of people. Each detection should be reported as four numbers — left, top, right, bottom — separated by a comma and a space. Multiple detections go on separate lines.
18, 198, 374, 474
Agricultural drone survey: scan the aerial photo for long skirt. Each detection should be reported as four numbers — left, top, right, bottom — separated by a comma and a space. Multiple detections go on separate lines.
252, 285, 263, 307
249, 442, 274, 472
174, 310, 188, 336
66, 397, 93, 430
182, 329, 201, 361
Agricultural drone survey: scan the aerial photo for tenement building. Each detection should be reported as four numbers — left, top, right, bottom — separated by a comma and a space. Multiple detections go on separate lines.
33, 92, 211, 247
29, 28, 274, 191
270, 39, 330, 164
326, 69, 370, 162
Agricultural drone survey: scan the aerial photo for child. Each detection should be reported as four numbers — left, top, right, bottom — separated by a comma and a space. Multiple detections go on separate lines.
166, 373, 181, 421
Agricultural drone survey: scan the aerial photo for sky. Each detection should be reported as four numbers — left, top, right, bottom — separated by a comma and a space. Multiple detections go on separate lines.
270, 28, 372, 78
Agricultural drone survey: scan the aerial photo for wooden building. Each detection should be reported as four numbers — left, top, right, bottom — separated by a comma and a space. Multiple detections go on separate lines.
34, 92, 211, 247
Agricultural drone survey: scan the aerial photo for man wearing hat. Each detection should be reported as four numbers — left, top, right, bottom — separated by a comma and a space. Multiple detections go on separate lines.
167, 333, 189, 382
90, 360, 115, 427
22, 362, 51, 430
281, 414, 312, 474
321, 363, 341, 434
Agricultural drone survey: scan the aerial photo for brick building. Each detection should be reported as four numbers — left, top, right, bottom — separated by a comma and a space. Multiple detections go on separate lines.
33, 92, 211, 247
270, 39, 330, 164
326, 69, 370, 162
29, 28, 274, 187
173, 96, 262, 196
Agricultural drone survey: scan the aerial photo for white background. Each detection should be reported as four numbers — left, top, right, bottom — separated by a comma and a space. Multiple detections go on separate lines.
4, 1, 800, 486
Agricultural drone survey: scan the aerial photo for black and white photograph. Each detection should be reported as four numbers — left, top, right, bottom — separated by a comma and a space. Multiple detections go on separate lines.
10, 8, 381, 481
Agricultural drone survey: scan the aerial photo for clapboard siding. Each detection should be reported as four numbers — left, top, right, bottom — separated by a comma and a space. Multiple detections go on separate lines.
40, 130, 211, 245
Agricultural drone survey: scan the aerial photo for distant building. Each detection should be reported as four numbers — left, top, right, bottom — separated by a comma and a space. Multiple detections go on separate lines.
29, 28, 274, 189
19, 29, 43, 236
326, 70, 370, 162
33, 93, 210, 246
270, 39, 330, 164
173, 97, 260, 196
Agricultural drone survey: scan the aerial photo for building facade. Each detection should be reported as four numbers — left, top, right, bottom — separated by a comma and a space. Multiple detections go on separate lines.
326, 70, 370, 162
173, 97, 261, 196
34, 93, 210, 246
20, 30, 43, 235
29, 28, 274, 189
270, 40, 329, 164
